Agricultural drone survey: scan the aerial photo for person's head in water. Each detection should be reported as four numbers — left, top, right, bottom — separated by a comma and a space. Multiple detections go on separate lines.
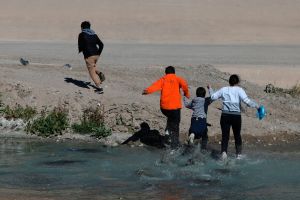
165, 66, 175, 74
196, 87, 206, 97
229, 74, 240, 86
81, 21, 91, 30
140, 122, 150, 132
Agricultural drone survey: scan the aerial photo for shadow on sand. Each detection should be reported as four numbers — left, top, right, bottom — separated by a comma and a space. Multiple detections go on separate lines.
64, 77, 103, 93
64, 77, 91, 89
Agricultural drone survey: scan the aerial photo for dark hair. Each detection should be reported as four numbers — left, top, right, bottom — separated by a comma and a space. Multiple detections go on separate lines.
165, 66, 175, 74
196, 87, 206, 97
229, 74, 240, 86
81, 21, 91, 29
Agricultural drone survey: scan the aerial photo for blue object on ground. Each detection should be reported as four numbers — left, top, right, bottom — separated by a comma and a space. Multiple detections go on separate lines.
257, 105, 266, 120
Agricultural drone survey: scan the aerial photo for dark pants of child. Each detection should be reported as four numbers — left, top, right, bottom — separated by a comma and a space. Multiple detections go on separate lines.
220, 113, 242, 154
189, 117, 208, 149
161, 108, 181, 149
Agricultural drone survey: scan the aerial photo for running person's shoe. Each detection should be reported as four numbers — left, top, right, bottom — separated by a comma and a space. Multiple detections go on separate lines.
94, 87, 104, 94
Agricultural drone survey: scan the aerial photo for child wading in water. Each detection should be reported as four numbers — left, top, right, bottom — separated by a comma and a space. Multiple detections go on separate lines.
208, 74, 259, 160
184, 87, 212, 150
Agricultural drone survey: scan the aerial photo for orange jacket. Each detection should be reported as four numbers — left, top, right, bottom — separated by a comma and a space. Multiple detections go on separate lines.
145, 74, 190, 110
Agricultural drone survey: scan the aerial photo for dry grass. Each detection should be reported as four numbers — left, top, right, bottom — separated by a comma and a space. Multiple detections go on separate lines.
288, 84, 300, 97
265, 83, 300, 97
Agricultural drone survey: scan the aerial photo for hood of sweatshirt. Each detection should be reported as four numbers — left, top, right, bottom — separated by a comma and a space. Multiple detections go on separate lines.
82, 28, 96, 35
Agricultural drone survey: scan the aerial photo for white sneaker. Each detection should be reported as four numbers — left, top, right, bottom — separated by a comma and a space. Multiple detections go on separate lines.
188, 133, 195, 145
221, 152, 228, 161
165, 130, 170, 136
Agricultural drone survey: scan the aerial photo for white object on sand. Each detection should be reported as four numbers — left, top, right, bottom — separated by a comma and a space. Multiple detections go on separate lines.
63, 64, 72, 70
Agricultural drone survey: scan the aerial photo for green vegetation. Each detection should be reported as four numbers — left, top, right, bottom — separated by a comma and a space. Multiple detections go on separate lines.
72, 106, 111, 138
26, 107, 69, 137
0, 95, 111, 139
0, 104, 37, 122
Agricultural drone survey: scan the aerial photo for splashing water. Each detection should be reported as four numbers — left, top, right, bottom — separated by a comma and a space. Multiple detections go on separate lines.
0, 138, 299, 199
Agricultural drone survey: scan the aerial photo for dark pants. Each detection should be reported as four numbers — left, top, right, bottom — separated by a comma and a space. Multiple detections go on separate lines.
220, 113, 242, 154
189, 117, 208, 149
161, 108, 181, 149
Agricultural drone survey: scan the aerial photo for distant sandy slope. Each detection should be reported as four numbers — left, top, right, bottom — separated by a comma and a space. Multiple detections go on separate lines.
1, 0, 300, 44
216, 65, 300, 88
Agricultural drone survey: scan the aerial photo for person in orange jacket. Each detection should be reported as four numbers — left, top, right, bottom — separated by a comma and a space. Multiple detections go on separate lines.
143, 66, 190, 149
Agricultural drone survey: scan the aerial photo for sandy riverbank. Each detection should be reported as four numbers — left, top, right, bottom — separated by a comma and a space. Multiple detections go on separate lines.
0, 42, 300, 145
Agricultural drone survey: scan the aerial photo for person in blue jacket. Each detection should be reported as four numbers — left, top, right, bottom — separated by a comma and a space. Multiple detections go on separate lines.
78, 21, 104, 93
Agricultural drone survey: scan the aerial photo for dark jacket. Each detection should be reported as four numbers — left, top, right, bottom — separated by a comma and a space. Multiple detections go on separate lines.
78, 29, 104, 58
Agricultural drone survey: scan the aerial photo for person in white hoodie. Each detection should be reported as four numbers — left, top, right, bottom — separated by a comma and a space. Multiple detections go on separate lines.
208, 74, 259, 160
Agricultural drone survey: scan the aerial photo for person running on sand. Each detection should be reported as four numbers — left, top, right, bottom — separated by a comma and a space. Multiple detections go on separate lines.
184, 87, 212, 150
208, 74, 259, 160
78, 21, 105, 93
143, 66, 190, 149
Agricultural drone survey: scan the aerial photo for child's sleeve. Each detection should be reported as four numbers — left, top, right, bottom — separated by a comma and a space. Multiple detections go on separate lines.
183, 96, 192, 109
205, 97, 212, 105
206, 87, 214, 105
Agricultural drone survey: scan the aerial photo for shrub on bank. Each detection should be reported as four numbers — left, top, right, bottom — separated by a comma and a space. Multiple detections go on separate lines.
289, 84, 300, 97
0, 98, 111, 139
26, 107, 69, 137
0, 104, 37, 122
72, 106, 111, 138
265, 83, 300, 97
